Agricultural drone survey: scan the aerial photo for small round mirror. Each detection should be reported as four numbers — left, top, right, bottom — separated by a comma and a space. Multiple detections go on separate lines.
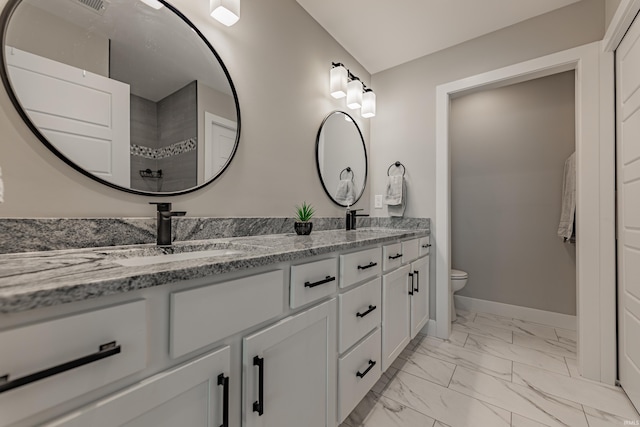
315, 111, 367, 207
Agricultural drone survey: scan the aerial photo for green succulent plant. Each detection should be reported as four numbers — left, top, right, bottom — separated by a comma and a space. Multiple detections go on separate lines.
294, 201, 315, 222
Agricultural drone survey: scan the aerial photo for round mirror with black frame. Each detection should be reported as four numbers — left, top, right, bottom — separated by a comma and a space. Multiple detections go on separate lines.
0, 0, 240, 196
315, 111, 367, 207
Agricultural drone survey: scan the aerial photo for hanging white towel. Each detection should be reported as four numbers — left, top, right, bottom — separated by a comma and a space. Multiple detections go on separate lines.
557, 152, 576, 241
0, 166, 4, 203
335, 179, 356, 205
385, 175, 406, 217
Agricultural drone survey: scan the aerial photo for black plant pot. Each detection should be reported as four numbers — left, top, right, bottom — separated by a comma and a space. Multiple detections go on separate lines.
294, 221, 313, 235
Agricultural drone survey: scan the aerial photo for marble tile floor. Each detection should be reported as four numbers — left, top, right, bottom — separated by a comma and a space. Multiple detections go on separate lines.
340, 310, 639, 427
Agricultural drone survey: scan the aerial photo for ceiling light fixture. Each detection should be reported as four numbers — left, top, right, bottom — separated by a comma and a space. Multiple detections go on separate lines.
139, 0, 164, 9
210, 0, 240, 26
330, 62, 375, 118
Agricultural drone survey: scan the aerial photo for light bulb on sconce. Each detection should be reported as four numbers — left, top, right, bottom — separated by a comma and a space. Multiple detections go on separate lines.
330, 63, 348, 99
330, 62, 375, 118
210, 0, 240, 26
361, 89, 376, 118
139, 0, 164, 9
346, 78, 363, 109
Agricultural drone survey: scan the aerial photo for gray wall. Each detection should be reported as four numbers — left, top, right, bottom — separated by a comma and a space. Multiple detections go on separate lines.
450, 71, 577, 315
606, 0, 622, 28
130, 95, 159, 192
0, 0, 370, 217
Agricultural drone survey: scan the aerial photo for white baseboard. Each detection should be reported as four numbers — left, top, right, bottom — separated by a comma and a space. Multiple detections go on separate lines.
454, 295, 577, 330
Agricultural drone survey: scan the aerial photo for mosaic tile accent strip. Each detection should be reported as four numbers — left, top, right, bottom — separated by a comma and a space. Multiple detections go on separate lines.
131, 138, 197, 159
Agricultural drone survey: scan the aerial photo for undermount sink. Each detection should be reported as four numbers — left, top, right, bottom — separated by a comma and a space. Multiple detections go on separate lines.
100, 242, 243, 267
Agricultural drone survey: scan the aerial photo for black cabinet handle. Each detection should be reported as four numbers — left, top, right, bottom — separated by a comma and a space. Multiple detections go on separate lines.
422, 244, 432, 249
356, 305, 377, 318
408, 273, 414, 295
253, 356, 264, 416
388, 253, 402, 260
357, 262, 378, 270
356, 360, 377, 378
304, 275, 336, 288
414, 270, 420, 293
217, 374, 229, 427
0, 341, 121, 395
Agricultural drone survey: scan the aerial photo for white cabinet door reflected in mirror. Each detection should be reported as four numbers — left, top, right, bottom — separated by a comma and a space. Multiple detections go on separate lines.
316, 111, 367, 207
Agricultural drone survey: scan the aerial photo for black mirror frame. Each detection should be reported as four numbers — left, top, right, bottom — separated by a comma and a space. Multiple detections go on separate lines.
0, 0, 241, 197
315, 110, 368, 207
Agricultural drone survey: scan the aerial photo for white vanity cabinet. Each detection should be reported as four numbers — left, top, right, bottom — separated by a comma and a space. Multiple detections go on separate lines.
243, 298, 336, 427
410, 255, 429, 339
381, 264, 412, 371
45, 346, 231, 427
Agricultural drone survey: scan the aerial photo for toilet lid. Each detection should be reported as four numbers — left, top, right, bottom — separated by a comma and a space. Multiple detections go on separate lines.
451, 269, 468, 279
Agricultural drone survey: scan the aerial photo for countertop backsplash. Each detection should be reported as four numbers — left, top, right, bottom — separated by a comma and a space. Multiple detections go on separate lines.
0, 217, 430, 254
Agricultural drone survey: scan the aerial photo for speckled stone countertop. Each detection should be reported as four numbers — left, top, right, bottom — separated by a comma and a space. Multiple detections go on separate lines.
0, 228, 428, 314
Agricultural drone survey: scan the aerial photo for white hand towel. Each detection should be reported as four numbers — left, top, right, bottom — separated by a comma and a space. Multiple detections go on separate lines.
0, 166, 4, 203
557, 152, 576, 241
387, 179, 407, 217
384, 175, 403, 205
335, 179, 356, 205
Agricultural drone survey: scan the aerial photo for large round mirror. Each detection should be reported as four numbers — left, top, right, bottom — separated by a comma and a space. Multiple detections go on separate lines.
0, 0, 240, 195
316, 111, 367, 207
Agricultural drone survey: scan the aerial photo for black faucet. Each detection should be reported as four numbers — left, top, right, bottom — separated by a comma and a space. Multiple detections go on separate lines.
150, 202, 186, 246
346, 209, 369, 231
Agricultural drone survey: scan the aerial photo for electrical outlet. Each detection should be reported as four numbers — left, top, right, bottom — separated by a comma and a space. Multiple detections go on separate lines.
374, 195, 383, 209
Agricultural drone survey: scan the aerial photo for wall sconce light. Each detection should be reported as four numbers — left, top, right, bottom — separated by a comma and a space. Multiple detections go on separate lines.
330, 62, 376, 118
210, 0, 240, 26
140, 0, 164, 9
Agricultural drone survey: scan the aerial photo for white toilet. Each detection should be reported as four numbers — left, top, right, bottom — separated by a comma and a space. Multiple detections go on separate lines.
450, 269, 468, 321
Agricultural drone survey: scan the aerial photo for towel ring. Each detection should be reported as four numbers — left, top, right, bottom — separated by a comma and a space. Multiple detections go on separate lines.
340, 167, 354, 181
387, 161, 405, 177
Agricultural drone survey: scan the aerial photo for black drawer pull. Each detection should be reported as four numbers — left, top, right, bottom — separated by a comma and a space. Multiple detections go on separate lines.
414, 270, 420, 293
408, 272, 414, 295
356, 360, 377, 378
304, 275, 336, 288
388, 253, 402, 260
422, 244, 432, 249
0, 341, 121, 395
357, 262, 378, 270
356, 305, 377, 318
253, 356, 264, 416
217, 374, 229, 427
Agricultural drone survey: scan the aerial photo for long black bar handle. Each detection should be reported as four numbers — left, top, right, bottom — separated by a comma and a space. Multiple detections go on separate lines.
388, 253, 402, 260
217, 374, 229, 427
356, 305, 377, 318
304, 275, 336, 288
408, 273, 414, 295
422, 244, 432, 249
414, 270, 420, 293
356, 360, 377, 378
357, 262, 378, 270
0, 341, 121, 395
253, 356, 264, 416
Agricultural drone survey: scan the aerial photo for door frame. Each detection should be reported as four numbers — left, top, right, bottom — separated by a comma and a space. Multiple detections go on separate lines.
434, 41, 616, 384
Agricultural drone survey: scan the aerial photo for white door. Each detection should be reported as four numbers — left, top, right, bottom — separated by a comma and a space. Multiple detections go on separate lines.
5, 47, 130, 187
410, 256, 430, 338
381, 264, 411, 371
617, 14, 640, 411
204, 112, 237, 181
46, 346, 231, 427
243, 299, 336, 427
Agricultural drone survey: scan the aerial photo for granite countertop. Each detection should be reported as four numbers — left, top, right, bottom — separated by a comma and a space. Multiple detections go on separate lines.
0, 228, 428, 314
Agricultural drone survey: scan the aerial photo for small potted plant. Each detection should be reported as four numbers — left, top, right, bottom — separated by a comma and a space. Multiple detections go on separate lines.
294, 201, 315, 235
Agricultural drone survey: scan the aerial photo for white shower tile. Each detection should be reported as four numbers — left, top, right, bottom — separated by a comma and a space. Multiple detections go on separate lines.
344, 391, 436, 427
414, 336, 512, 381
455, 310, 477, 324
433, 421, 453, 427
554, 328, 576, 345
452, 321, 513, 343
565, 357, 580, 378
584, 405, 640, 427
447, 330, 470, 347
512, 332, 576, 358
464, 335, 569, 376
393, 346, 456, 387
474, 313, 558, 341
511, 414, 550, 427
449, 366, 588, 427
379, 370, 511, 427
512, 363, 639, 420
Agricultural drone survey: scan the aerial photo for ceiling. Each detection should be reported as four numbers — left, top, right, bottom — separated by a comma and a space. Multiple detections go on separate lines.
296, 0, 583, 74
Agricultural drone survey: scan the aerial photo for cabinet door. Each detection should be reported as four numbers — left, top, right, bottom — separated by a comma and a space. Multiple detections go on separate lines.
410, 256, 430, 339
381, 265, 411, 371
243, 299, 336, 427
47, 346, 231, 427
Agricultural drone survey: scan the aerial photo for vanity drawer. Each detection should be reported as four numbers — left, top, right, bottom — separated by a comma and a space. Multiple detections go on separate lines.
290, 258, 338, 309
419, 236, 431, 257
170, 270, 284, 358
338, 328, 382, 423
382, 243, 403, 272
401, 239, 420, 264
0, 300, 147, 427
338, 278, 381, 353
340, 247, 381, 288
